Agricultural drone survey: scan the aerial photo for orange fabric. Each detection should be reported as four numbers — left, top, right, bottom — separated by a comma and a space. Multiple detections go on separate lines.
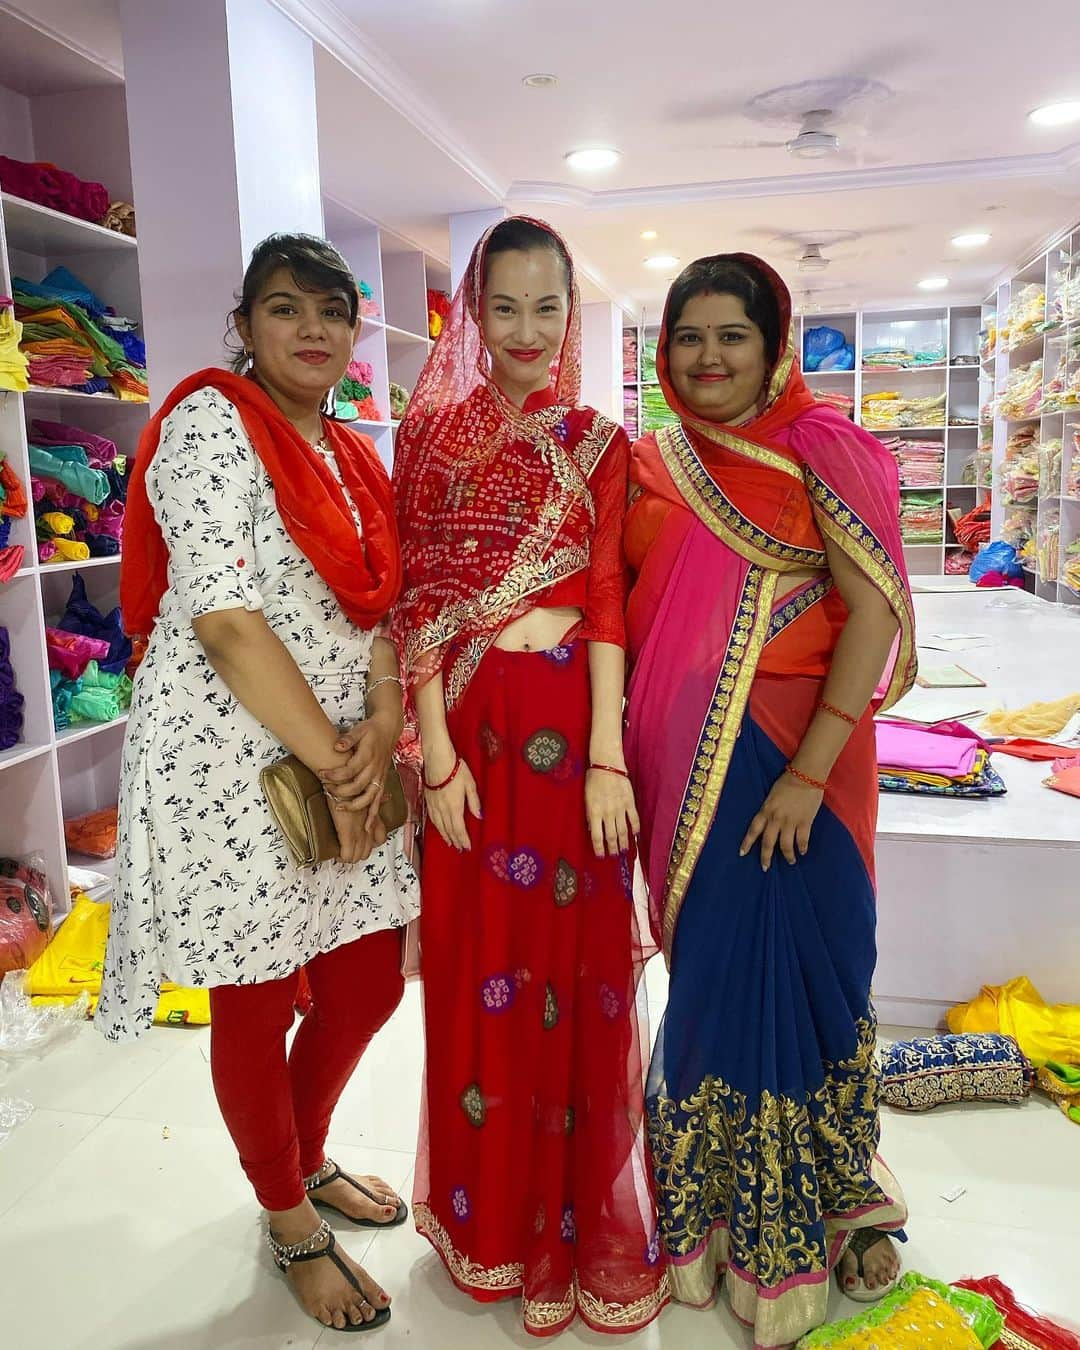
122, 370, 401, 636
1, 459, 28, 518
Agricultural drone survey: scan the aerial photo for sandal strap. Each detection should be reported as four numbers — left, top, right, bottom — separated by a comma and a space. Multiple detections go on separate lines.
845, 1226, 889, 1274
266, 1217, 332, 1268
304, 1159, 382, 1207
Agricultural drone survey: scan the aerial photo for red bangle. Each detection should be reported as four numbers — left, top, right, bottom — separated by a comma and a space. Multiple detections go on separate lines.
817, 698, 859, 727
590, 763, 630, 779
786, 763, 828, 792
424, 755, 462, 791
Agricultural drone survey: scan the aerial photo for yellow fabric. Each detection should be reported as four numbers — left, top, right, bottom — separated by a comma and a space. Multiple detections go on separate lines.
947, 976, 1080, 1067
981, 694, 1080, 738
40, 510, 75, 536
50, 538, 91, 561
0, 306, 30, 392
26, 895, 210, 1026
798, 1287, 981, 1347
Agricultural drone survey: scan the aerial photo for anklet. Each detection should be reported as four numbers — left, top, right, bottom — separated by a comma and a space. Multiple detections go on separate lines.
302, 1160, 334, 1191
266, 1217, 330, 1268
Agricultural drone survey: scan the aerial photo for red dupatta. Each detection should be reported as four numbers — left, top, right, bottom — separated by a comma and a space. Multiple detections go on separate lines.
121, 369, 401, 636
391, 217, 619, 708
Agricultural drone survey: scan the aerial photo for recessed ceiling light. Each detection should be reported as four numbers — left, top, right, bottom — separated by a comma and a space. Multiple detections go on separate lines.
644, 255, 679, 270
522, 73, 558, 90
952, 232, 991, 248
564, 147, 621, 172
1028, 100, 1080, 127
641, 229, 658, 240
918, 277, 949, 291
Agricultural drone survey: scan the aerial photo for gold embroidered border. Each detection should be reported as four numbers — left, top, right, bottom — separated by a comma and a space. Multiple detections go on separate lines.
662, 565, 778, 959
765, 576, 833, 646
416, 1203, 669, 1333
657, 425, 826, 572
804, 469, 917, 709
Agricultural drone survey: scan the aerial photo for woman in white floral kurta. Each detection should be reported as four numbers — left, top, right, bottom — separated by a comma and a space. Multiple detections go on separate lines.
96, 234, 418, 1335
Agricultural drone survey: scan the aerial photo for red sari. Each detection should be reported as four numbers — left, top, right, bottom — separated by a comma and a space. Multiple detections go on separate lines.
392, 218, 667, 1336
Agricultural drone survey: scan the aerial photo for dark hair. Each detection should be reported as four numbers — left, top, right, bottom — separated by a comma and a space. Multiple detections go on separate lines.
226, 232, 360, 373
665, 257, 781, 365
481, 217, 571, 292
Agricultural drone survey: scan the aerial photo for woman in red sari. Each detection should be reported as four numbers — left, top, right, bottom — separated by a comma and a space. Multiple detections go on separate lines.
625, 255, 915, 1347
392, 217, 668, 1336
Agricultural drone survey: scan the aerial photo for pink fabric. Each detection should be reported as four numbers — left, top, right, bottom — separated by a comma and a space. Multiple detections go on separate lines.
874, 722, 980, 777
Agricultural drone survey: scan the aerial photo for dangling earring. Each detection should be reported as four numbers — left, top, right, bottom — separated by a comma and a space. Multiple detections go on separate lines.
244, 348, 254, 374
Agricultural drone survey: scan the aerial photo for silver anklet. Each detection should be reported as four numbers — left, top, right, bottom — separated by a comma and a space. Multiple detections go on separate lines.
265, 1217, 330, 1268
302, 1160, 334, 1191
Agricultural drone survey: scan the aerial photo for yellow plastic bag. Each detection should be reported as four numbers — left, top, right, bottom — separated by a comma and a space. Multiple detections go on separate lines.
26, 894, 210, 1026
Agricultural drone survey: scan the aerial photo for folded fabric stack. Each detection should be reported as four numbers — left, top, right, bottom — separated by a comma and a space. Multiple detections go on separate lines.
30, 420, 128, 564
389, 381, 410, 420
861, 390, 946, 429
796, 1272, 1003, 1348
997, 359, 1042, 421
863, 341, 946, 370
1038, 509, 1060, 583
0, 154, 109, 224
1041, 330, 1080, 413
623, 386, 639, 440
14, 267, 148, 400
357, 280, 380, 319
876, 719, 1007, 798
1000, 425, 1039, 504
46, 574, 133, 730
1067, 429, 1080, 499
0, 296, 30, 392
950, 497, 992, 552
1004, 284, 1048, 350
641, 381, 678, 432
879, 435, 944, 487
426, 288, 449, 340
622, 330, 638, 382
898, 490, 943, 543
1065, 538, 1080, 596
979, 315, 997, 360
641, 337, 658, 383
336, 359, 382, 422
0, 445, 29, 580
944, 550, 974, 575
0, 626, 24, 751
810, 387, 855, 419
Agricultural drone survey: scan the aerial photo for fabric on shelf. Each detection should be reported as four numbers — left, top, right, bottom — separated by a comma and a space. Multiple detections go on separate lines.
0, 297, 30, 392
0, 156, 110, 223
64, 806, 118, 859
0, 625, 25, 750
57, 573, 132, 675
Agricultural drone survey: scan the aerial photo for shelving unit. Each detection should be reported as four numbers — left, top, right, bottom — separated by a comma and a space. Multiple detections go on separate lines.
321, 195, 448, 471
1, 27, 146, 919
623, 304, 983, 575
982, 222, 1080, 607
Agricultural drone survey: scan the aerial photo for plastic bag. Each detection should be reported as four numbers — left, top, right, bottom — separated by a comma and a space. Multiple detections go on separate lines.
0, 1093, 33, 1146
803, 325, 845, 372
969, 540, 1023, 583
0, 855, 54, 977
817, 340, 855, 371
64, 806, 118, 859
0, 969, 87, 1055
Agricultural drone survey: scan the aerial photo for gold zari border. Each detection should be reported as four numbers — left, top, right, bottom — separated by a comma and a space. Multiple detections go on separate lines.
662, 565, 778, 959
657, 425, 826, 573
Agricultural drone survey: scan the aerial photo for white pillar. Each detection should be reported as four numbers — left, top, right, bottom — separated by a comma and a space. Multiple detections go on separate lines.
448, 208, 507, 292
580, 301, 624, 423
119, 0, 323, 396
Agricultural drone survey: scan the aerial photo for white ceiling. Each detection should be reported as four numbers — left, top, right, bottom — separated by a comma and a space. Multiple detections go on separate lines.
6, 0, 1080, 315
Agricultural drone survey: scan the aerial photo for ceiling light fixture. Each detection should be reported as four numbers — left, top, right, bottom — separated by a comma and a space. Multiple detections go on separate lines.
641, 229, 658, 240
918, 277, 949, 291
644, 255, 679, 270
952, 232, 991, 248
564, 147, 621, 172
1028, 100, 1080, 127
522, 73, 558, 89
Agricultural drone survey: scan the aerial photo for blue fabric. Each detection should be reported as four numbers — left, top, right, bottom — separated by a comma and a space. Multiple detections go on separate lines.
57, 574, 131, 675
880, 1033, 1031, 1110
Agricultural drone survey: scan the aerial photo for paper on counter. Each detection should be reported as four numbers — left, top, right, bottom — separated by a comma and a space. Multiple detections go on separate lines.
918, 632, 991, 652
879, 687, 990, 725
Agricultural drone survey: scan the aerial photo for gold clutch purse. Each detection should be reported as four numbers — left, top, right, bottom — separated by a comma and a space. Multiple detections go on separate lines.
260, 755, 408, 869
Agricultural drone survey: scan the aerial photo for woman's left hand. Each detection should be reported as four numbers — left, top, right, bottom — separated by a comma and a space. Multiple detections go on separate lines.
320, 718, 394, 830
740, 772, 824, 871
585, 768, 640, 858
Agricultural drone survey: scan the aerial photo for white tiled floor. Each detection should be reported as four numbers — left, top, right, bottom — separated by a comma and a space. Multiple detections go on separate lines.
2, 964, 1077, 1349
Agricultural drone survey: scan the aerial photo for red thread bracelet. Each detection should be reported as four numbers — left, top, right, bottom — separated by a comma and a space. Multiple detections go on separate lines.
424, 755, 463, 791
786, 763, 828, 792
590, 763, 630, 779
817, 698, 859, 727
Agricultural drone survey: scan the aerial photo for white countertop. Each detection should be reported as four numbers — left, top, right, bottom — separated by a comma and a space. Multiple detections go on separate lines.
876, 584, 1080, 848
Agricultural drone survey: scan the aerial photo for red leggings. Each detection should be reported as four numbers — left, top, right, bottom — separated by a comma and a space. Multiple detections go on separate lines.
209, 928, 404, 1211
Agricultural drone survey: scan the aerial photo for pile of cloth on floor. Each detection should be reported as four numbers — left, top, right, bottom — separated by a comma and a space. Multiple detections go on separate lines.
30, 419, 128, 564
46, 574, 134, 731
0, 295, 30, 392
336, 358, 382, 422
862, 389, 946, 429
898, 489, 944, 544
875, 718, 1006, 798
0, 626, 23, 751
879, 435, 944, 487
997, 359, 1042, 422
0, 443, 29, 579
13, 267, 147, 400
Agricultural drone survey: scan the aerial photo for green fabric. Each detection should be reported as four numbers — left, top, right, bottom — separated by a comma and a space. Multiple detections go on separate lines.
796, 1272, 1003, 1348
29, 444, 110, 504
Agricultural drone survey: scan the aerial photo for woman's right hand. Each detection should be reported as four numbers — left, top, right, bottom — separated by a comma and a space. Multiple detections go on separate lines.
332, 803, 377, 864
423, 743, 482, 851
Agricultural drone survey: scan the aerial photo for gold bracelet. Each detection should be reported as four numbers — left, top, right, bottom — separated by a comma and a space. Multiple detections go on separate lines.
367, 675, 403, 696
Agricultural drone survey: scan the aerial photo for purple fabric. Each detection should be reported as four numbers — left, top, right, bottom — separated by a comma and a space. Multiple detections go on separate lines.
56, 574, 131, 675
30, 421, 119, 470
0, 625, 25, 750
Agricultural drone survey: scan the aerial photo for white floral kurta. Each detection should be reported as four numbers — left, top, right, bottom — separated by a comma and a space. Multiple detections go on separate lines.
96, 388, 418, 1040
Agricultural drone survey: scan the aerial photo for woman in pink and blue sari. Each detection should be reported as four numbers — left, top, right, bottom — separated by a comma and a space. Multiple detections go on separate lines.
624, 254, 916, 1348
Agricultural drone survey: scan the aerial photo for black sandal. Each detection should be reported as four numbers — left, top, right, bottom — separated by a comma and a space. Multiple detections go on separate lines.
837, 1227, 901, 1303
305, 1160, 409, 1229
267, 1218, 391, 1333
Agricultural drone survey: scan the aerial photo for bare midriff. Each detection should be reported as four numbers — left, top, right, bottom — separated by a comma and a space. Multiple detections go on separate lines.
494, 605, 583, 652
